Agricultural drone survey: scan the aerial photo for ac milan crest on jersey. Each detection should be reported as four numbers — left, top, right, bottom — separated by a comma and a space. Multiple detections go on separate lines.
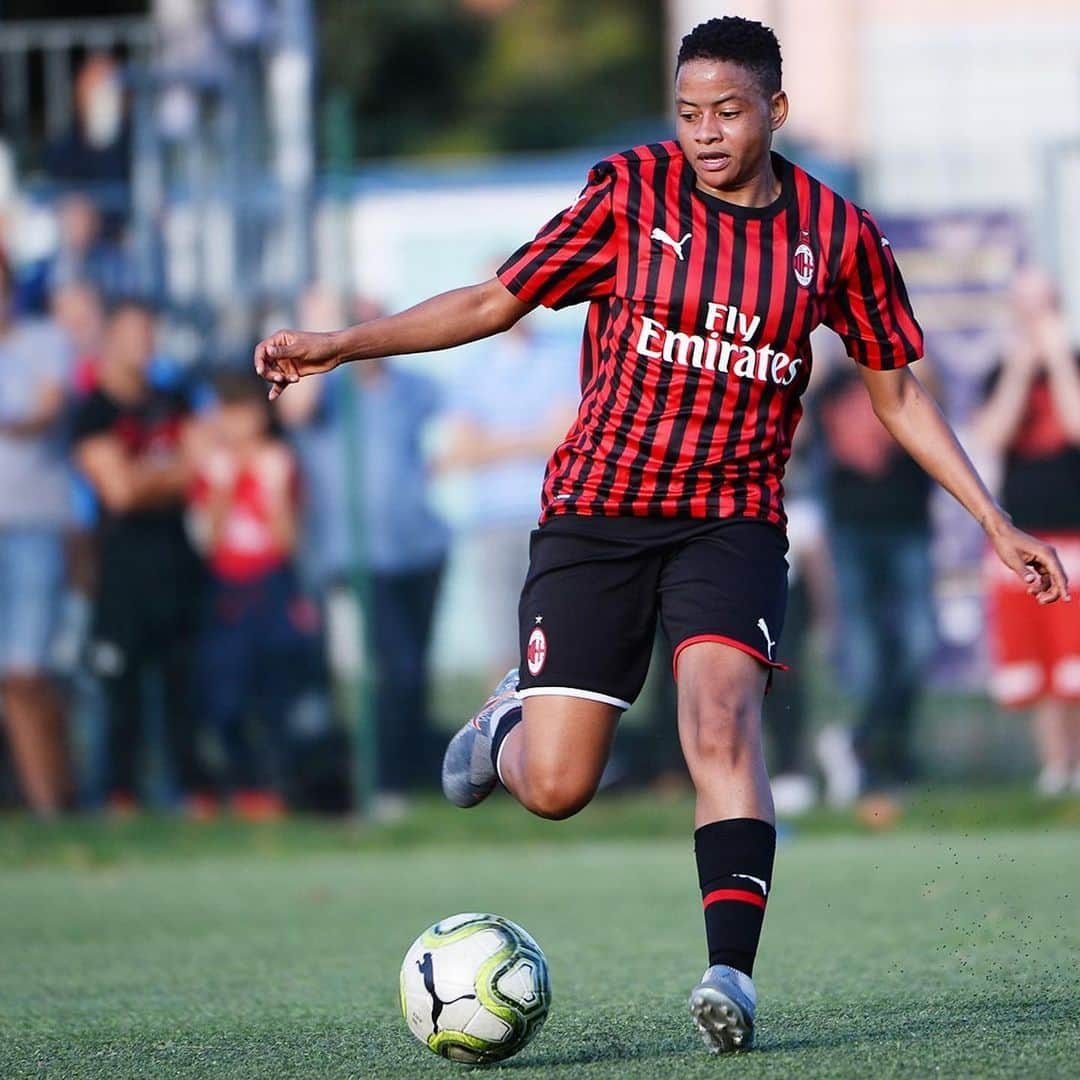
792, 231, 815, 287
526, 626, 548, 676
498, 142, 923, 526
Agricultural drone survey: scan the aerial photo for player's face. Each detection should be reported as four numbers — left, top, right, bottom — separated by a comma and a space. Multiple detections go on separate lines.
675, 60, 787, 198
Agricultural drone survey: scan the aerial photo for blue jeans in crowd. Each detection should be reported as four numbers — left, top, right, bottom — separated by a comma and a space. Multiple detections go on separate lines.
829, 523, 937, 787
0, 527, 64, 676
369, 560, 444, 794
199, 566, 313, 793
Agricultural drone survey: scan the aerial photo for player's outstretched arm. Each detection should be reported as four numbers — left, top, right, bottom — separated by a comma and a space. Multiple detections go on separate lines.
859, 364, 1071, 606
254, 277, 533, 400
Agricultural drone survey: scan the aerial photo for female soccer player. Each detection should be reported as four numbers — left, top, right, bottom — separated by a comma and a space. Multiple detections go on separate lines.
255, 17, 1069, 1053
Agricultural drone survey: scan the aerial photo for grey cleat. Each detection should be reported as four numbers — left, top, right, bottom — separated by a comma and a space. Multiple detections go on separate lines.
688, 964, 757, 1053
441, 668, 519, 808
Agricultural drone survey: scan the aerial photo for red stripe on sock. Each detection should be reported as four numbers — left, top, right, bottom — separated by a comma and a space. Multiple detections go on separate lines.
702, 888, 767, 911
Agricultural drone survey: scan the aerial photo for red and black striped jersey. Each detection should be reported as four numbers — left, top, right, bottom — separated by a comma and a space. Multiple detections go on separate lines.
497, 141, 923, 528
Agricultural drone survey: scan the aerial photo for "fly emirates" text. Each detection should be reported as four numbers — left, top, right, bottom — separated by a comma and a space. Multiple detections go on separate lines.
635, 303, 803, 386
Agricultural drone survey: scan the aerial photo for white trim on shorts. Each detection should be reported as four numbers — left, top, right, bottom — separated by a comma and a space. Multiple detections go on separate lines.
517, 686, 632, 711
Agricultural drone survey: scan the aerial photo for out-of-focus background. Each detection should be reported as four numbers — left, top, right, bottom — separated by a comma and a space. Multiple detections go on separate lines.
1, 0, 1079, 826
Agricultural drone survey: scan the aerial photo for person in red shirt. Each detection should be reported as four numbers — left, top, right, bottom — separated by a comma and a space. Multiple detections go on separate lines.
253, 17, 1069, 1053
188, 372, 306, 820
973, 267, 1080, 796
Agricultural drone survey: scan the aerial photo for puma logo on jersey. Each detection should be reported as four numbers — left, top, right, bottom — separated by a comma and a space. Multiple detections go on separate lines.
757, 618, 776, 660
732, 873, 769, 898
651, 227, 692, 261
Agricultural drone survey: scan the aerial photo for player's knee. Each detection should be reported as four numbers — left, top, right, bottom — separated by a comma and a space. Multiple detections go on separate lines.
685, 693, 757, 769
519, 765, 593, 820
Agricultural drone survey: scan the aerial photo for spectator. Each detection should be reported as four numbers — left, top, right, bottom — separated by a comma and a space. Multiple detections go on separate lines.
52, 280, 106, 630
766, 495, 831, 814
72, 299, 210, 814
51, 282, 108, 804
815, 364, 937, 797
973, 267, 1080, 796
187, 371, 307, 819
18, 194, 137, 318
763, 393, 833, 815
50, 194, 136, 303
52, 280, 107, 393
440, 317, 578, 675
278, 294, 449, 805
277, 284, 346, 595
44, 53, 131, 216
263, 286, 352, 813
0, 253, 72, 815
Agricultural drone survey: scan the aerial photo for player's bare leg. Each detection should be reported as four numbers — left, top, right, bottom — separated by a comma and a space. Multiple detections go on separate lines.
441, 670, 618, 819
677, 642, 774, 1053
496, 696, 619, 820
676, 643, 773, 827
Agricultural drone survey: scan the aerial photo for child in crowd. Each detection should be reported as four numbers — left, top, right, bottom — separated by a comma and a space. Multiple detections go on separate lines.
974, 268, 1080, 796
188, 371, 309, 819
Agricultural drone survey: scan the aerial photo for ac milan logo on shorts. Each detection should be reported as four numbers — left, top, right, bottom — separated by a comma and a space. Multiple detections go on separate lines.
792, 242, 815, 288
526, 627, 548, 676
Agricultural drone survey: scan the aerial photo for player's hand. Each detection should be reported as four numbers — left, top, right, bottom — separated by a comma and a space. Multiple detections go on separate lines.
253, 328, 341, 400
988, 519, 1071, 605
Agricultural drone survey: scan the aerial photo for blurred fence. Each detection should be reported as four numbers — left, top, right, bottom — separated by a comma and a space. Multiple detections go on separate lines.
0, 16, 152, 168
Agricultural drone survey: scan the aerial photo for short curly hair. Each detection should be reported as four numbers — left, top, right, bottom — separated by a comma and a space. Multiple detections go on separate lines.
677, 16, 782, 97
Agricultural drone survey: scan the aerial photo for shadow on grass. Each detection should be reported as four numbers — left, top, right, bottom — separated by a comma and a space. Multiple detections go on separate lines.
498, 990, 1080, 1067
502, 1044, 694, 1070
497, 1022, 697, 1069
757, 990, 1080, 1055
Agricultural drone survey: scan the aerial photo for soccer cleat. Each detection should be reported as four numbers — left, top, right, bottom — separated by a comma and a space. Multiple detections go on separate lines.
688, 964, 757, 1053
441, 668, 519, 808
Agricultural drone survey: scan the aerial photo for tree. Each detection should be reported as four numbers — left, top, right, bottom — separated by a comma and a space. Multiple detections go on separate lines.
317, 0, 664, 160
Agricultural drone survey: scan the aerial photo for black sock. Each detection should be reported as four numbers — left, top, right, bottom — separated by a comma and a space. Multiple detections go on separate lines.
489, 703, 524, 779
695, 818, 776, 977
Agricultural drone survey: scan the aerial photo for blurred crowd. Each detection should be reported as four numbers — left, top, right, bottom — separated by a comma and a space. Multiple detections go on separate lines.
2, 51, 1079, 822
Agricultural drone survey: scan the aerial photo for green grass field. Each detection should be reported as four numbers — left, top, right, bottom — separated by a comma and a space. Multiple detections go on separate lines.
2, 792, 1078, 1079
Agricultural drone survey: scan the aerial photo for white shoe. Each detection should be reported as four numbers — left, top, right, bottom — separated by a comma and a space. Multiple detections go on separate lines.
814, 725, 861, 808
689, 964, 757, 1053
771, 772, 817, 817
441, 668, 519, 808
369, 792, 410, 823
1036, 766, 1070, 798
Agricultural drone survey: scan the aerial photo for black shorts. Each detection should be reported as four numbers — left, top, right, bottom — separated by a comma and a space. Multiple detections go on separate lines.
517, 515, 789, 710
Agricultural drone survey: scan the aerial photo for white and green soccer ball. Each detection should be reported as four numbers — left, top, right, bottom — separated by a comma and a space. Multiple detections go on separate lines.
400, 912, 551, 1064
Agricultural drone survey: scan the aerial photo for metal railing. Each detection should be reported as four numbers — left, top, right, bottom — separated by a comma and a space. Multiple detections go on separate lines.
0, 16, 153, 165
1, 8, 316, 352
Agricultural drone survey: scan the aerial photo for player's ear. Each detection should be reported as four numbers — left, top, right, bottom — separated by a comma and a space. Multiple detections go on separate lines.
769, 91, 788, 132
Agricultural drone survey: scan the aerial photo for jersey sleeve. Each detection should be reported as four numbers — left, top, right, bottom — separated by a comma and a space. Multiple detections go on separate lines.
823, 210, 924, 370
497, 162, 618, 310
